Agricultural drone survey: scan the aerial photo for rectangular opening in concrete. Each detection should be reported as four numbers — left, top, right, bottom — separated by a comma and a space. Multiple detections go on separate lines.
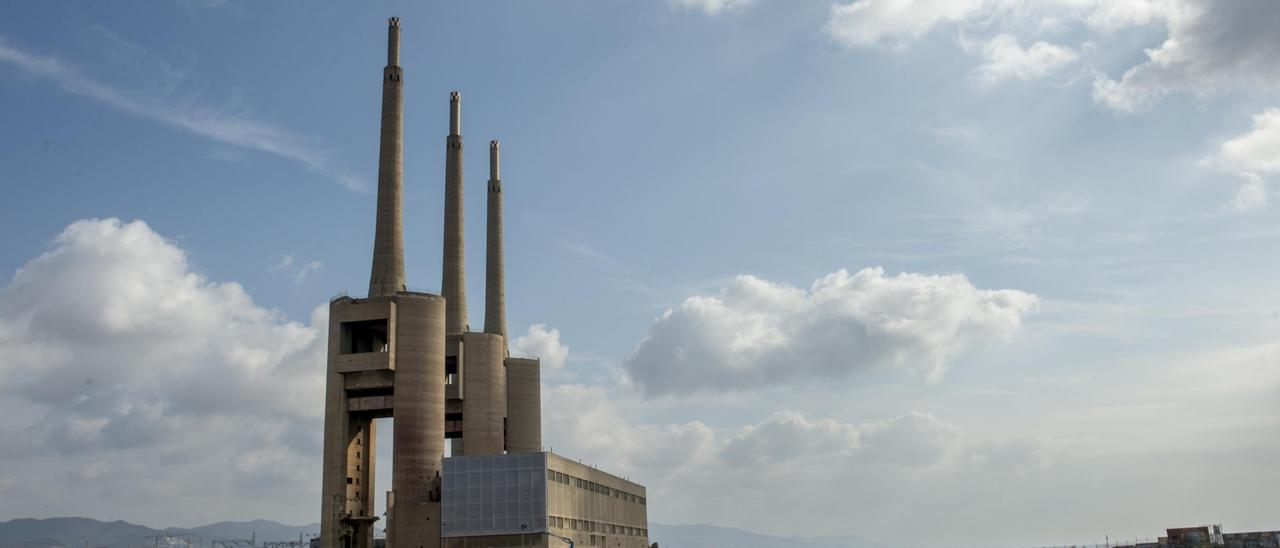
341, 319, 389, 355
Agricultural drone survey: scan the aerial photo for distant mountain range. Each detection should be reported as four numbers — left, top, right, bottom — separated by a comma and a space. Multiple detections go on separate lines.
649, 523, 887, 548
0, 518, 319, 548
0, 517, 886, 548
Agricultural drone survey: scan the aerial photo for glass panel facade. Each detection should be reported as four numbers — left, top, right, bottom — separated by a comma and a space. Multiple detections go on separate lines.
441, 452, 548, 538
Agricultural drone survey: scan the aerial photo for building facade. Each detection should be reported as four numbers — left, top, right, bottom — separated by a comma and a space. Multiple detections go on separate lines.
441, 453, 649, 548
1119, 525, 1280, 548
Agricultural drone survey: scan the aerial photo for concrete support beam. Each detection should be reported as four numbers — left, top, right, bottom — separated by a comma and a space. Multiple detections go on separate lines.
458, 333, 506, 455
390, 293, 447, 548
504, 357, 541, 453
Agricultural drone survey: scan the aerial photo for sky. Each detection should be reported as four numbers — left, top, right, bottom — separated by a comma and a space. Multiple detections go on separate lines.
1, 0, 1279, 546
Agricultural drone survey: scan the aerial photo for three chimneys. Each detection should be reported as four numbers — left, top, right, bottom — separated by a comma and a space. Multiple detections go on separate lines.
367, 16, 507, 344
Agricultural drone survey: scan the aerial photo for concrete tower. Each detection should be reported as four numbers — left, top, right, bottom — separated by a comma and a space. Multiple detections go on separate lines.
484, 140, 507, 342
321, 18, 445, 548
367, 16, 405, 298
442, 92, 467, 336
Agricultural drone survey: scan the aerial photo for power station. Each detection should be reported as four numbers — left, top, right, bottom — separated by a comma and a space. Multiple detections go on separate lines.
319, 17, 649, 548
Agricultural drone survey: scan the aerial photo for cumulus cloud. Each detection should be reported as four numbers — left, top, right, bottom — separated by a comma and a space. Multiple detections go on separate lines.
721, 410, 959, 468
670, 0, 754, 16
539, 386, 1044, 535
823, 0, 1187, 50
510, 323, 570, 371
825, 1, 1280, 107
623, 268, 1038, 396
1092, 1, 1280, 112
1204, 108, 1280, 211
543, 386, 969, 486
0, 218, 326, 523
543, 384, 716, 477
973, 34, 1078, 87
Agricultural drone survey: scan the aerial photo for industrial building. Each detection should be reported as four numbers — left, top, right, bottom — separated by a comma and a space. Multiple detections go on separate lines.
319, 17, 648, 548
440, 452, 649, 548
1116, 525, 1280, 548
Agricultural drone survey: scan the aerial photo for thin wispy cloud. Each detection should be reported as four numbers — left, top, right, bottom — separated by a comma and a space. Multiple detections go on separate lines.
0, 35, 367, 191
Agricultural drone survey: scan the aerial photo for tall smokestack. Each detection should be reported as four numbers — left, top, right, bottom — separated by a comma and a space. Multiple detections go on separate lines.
368, 16, 405, 298
484, 140, 507, 343
442, 91, 467, 334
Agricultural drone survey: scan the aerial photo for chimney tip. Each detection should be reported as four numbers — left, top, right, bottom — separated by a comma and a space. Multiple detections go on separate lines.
388, 16, 400, 27
490, 140, 500, 149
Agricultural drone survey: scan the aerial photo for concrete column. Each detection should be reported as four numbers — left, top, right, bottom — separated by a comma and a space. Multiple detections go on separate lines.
368, 17, 405, 298
504, 357, 541, 453
391, 294, 446, 548
460, 333, 506, 455
442, 92, 468, 335
386, 17, 399, 66
320, 302, 350, 548
483, 140, 507, 343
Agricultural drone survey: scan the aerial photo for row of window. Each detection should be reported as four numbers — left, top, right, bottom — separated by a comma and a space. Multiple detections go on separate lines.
548, 515, 648, 538
546, 469, 647, 505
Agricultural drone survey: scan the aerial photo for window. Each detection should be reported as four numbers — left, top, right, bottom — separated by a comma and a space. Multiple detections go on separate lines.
340, 319, 388, 354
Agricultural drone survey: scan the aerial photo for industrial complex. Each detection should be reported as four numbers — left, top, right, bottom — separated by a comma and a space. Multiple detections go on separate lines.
319, 17, 648, 548
1116, 525, 1280, 548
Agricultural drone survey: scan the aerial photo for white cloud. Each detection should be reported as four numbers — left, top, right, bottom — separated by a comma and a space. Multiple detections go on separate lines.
623, 268, 1038, 396
670, 0, 755, 16
1206, 108, 1280, 211
824, 0, 994, 49
824, 1, 1280, 108
0, 35, 366, 191
974, 34, 1078, 87
1227, 173, 1267, 212
720, 409, 960, 468
270, 253, 295, 271
511, 323, 570, 371
0, 218, 326, 524
269, 254, 324, 283
294, 260, 324, 284
1214, 108, 1280, 174
822, 0, 1188, 50
543, 384, 715, 477
539, 385, 1065, 539
1091, 1, 1280, 112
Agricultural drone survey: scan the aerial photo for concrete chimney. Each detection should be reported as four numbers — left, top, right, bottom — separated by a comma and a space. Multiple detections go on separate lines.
442, 91, 467, 334
367, 16, 405, 298
484, 140, 507, 343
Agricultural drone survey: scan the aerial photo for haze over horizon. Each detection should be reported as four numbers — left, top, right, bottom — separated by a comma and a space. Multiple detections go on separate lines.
1, 1, 1279, 546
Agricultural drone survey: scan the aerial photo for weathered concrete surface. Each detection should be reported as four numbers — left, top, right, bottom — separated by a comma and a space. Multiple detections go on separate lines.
442, 92, 467, 336
504, 357, 541, 454
484, 140, 507, 343
368, 17, 405, 298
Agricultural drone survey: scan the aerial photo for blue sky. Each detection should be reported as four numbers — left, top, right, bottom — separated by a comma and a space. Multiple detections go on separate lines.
2, 1, 1280, 546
